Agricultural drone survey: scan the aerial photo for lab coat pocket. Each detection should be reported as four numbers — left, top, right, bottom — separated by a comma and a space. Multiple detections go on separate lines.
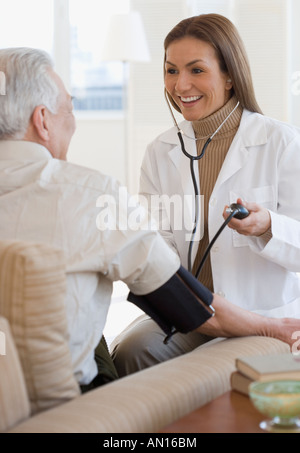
230, 185, 275, 247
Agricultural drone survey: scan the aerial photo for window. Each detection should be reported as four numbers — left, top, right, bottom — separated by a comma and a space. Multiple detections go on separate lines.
0, 0, 130, 113
69, 0, 130, 111
0, 0, 53, 52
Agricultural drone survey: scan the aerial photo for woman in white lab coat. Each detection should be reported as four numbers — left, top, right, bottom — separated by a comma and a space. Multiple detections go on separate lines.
111, 13, 300, 376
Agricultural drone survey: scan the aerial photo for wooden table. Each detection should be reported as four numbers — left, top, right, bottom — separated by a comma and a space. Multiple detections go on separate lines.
161, 390, 265, 433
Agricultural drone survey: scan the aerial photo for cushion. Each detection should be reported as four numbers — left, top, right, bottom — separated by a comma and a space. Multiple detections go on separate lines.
0, 316, 30, 432
0, 240, 80, 414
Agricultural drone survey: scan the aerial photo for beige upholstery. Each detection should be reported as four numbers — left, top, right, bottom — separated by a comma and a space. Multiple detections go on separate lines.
9, 336, 288, 433
0, 239, 289, 433
0, 316, 30, 432
0, 240, 80, 415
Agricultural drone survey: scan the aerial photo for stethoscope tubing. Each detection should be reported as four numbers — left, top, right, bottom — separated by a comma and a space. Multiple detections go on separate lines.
194, 208, 237, 279
178, 132, 212, 272
178, 131, 239, 279
165, 92, 240, 278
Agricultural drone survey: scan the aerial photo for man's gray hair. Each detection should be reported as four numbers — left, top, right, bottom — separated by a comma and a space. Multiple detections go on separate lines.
0, 47, 59, 139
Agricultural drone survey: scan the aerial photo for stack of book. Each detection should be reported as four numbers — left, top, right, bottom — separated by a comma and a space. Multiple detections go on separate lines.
231, 352, 300, 395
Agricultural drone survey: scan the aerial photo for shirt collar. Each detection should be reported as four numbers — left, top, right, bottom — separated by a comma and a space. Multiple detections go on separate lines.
0, 140, 53, 161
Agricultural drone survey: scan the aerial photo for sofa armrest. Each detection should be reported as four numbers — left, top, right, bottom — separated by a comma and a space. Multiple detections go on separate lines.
8, 335, 289, 433
0, 317, 30, 432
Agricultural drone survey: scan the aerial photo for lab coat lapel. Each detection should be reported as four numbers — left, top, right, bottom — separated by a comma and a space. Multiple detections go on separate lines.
214, 110, 268, 189
214, 138, 249, 189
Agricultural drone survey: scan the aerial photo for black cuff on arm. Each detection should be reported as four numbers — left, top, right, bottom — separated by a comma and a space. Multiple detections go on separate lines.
128, 265, 214, 343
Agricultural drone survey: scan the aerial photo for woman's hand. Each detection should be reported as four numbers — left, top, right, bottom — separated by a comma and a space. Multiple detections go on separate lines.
223, 198, 271, 237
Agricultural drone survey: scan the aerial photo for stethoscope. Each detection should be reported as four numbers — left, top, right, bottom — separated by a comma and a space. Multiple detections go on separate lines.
164, 90, 248, 278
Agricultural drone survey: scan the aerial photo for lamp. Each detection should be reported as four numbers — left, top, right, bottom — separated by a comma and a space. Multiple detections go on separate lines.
101, 11, 151, 188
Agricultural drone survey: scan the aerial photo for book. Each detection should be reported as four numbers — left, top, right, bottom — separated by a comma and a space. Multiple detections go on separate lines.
235, 352, 300, 382
230, 371, 253, 395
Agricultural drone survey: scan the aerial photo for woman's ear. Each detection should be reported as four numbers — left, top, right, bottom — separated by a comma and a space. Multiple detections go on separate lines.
31, 105, 50, 141
225, 78, 233, 91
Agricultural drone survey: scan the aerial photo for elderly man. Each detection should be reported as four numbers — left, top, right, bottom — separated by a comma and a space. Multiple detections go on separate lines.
0, 47, 298, 390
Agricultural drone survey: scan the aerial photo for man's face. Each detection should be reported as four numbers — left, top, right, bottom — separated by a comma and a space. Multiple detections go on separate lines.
47, 70, 76, 160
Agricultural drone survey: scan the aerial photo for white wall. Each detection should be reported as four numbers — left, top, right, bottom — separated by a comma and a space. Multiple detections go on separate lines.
233, 0, 290, 121
68, 114, 126, 185
290, 0, 300, 127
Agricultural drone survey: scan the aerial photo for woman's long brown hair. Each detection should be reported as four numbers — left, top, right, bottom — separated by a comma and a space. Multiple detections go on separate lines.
164, 14, 263, 115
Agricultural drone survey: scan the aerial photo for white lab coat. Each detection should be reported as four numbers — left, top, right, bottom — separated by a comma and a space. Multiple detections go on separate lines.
140, 109, 300, 318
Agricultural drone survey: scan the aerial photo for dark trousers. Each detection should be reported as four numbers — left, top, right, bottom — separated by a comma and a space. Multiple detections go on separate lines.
80, 336, 119, 393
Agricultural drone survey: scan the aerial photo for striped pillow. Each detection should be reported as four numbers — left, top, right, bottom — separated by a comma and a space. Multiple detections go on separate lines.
0, 240, 80, 414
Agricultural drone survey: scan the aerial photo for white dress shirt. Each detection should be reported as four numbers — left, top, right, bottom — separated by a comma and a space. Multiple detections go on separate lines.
0, 140, 180, 384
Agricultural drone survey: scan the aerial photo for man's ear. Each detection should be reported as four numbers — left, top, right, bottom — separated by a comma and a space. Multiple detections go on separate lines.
31, 105, 50, 141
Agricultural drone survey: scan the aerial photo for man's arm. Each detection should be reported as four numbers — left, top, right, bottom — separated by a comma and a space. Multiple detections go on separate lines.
199, 292, 299, 350
129, 265, 300, 349
128, 265, 214, 343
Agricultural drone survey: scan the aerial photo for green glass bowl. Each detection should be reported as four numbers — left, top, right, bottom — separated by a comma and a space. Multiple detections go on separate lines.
249, 380, 300, 432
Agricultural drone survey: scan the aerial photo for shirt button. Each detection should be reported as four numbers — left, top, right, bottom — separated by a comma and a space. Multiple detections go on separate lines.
217, 291, 225, 298
212, 246, 219, 252
210, 198, 217, 207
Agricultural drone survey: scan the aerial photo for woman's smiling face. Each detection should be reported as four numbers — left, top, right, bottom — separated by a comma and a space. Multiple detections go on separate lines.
164, 36, 232, 121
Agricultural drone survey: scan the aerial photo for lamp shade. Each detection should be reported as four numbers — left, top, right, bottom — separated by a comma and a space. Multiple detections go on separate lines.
101, 11, 151, 63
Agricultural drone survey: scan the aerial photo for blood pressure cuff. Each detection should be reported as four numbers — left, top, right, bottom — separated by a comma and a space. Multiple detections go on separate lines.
128, 265, 214, 343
